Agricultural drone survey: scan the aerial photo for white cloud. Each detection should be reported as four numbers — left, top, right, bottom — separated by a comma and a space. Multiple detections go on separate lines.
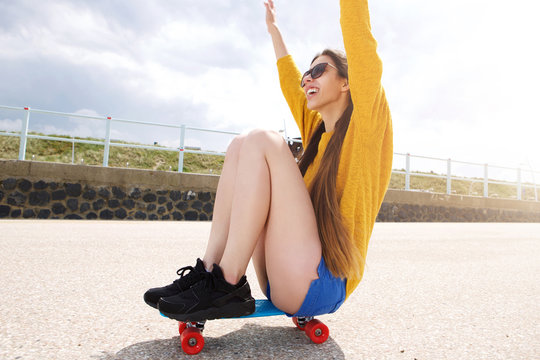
377, 0, 540, 172
1, 0, 540, 175
0, 117, 22, 132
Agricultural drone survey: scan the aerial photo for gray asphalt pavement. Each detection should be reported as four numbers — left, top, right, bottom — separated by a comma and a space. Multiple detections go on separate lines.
1, 221, 538, 359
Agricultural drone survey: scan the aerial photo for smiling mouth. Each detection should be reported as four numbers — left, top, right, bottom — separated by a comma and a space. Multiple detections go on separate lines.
307, 88, 319, 95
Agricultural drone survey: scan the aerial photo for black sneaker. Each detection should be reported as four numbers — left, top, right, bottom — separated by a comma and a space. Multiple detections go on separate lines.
158, 263, 255, 322
143, 258, 207, 309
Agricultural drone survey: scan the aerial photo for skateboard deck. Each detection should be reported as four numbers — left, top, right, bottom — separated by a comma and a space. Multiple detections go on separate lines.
165, 299, 330, 355
237, 299, 284, 318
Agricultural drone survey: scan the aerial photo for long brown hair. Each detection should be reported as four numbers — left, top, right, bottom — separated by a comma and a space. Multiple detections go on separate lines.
298, 49, 363, 279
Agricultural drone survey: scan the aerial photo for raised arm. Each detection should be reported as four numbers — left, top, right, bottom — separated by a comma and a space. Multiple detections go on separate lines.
340, 0, 384, 132
336, 0, 393, 290
265, 0, 322, 144
264, 0, 289, 60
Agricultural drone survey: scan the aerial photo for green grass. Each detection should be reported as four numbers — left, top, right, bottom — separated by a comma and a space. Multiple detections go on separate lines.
389, 170, 538, 201
0, 133, 224, 174
1, 132, 537, 200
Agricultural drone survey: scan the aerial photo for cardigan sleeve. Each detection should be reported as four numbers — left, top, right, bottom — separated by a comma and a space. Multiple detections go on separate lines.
277, 55, 323, 145
340, 0, 385, 135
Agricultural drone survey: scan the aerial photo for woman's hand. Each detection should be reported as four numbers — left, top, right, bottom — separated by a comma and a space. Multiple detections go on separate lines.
264, 0, 289, 60
264, 0, 277, 32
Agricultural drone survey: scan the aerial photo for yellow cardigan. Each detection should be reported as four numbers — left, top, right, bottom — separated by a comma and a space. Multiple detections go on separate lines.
276, 0, 393, 298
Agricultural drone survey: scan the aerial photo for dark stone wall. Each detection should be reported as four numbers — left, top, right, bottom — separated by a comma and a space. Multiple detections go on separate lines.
0, 177, 214, 220
2, 162, 540, 222
376, 202, 540, 222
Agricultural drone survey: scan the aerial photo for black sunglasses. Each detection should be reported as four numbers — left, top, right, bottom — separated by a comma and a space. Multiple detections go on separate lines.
300, 62, 338, 88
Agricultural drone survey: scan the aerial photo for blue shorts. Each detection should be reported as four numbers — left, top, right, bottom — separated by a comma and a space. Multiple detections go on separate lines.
266, 256, 346, 317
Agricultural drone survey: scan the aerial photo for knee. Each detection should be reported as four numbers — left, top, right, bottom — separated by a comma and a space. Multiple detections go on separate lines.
244, 129, 285, 152
226, 134, 248, 157
246, 128, 281, 141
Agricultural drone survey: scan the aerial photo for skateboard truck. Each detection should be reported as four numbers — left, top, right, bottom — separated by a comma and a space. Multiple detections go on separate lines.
293, 316, 312, 329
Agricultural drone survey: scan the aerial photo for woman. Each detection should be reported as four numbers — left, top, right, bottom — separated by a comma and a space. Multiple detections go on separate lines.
144, 0, 393, 321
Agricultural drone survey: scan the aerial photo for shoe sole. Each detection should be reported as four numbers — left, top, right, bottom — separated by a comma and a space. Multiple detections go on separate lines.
144, 298, 159, 309
159, 299, 256, 322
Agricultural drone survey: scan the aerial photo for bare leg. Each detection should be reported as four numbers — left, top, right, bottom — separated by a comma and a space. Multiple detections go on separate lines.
219, 129, 321, 314
202, 134, 247, 268
252, 228, 268, 294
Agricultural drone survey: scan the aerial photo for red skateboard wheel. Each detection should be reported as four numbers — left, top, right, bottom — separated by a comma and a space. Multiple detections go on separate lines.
178, 322, 187, 334
304, 319, 329, 344
180, 327, 205, 355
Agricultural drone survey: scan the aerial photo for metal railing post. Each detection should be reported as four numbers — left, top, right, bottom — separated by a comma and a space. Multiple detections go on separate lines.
18, 107, 30, 160
483, 163, 489, 197
405, 153, 410, 190
517, 168, 522, 200
178, 124, 186, 173
532, 170, 538, 202
525, 161, 538, 202
447, 158, 452, 195
71, 136, 75, 164
103, 116, 112, 167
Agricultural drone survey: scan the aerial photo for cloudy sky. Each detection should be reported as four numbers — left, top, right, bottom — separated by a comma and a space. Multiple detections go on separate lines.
1, 0, 539, 181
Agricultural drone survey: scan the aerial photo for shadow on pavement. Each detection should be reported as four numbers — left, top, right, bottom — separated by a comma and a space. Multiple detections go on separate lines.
96, 323, 345, 359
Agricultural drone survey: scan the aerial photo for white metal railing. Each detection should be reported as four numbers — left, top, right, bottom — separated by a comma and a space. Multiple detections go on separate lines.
0, 105, 239, 172
0, 104, 538, 201
393, 152, 539, 201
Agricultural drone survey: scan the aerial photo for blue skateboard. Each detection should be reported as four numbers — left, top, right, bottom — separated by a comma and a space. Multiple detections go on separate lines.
173, 299, 329, 355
